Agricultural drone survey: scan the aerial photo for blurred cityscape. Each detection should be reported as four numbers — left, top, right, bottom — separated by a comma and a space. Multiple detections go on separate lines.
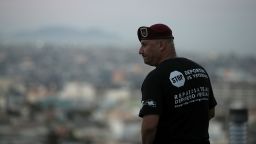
0, 44, 255, 144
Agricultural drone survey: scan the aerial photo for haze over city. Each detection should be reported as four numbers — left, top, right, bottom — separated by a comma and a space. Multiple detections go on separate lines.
1, 0, 256, 143
0, 0, 256, 55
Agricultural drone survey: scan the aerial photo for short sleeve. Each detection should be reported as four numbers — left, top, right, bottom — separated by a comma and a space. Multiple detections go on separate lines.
209, 87, 217, 109
139, 71, 163, 117
208, 79, 217, 109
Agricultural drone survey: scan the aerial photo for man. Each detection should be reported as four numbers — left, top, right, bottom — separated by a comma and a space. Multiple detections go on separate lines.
137, 23, 217, 144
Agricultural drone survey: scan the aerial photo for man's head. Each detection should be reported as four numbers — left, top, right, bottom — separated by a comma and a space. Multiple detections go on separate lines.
137, 23, 176, 66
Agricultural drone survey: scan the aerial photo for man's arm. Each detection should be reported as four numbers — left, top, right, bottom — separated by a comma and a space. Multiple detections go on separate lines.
141, 115, 159, 144
209, 107, 215, 120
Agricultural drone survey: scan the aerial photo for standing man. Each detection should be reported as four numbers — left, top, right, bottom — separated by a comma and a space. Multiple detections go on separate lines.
137, 23, 217, 144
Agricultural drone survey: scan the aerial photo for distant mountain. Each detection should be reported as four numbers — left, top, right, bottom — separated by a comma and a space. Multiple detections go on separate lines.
0, 26, 124, 46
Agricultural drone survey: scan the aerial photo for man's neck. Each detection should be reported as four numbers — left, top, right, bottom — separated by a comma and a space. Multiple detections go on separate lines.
160, 53, 176, 63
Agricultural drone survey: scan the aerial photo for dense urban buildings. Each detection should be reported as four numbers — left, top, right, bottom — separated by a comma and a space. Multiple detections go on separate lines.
0, 44, 255, 144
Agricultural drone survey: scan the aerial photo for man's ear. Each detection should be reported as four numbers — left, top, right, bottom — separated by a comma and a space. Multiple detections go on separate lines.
158, 40, 165, 51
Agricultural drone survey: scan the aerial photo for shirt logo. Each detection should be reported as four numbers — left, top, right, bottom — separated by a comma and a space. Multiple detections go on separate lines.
169, 71, 185, 88
142, 100, 157, 107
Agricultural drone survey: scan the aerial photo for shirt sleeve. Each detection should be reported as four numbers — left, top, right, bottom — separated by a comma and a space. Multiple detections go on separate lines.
208, 79, 217, 109
139, 71, 163, 118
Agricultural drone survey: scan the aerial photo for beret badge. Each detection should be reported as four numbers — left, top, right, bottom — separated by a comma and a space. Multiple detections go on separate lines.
140, 27, 148, 38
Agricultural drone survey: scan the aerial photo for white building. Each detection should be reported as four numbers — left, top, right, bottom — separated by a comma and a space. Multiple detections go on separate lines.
59, 81, 96, 109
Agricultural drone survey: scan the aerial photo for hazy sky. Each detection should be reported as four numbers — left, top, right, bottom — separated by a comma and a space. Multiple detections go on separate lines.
0, 0, 256, 55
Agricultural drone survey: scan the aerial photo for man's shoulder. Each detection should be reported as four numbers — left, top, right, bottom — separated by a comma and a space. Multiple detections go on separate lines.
143, 68, 165, 84
145, 69, 159, 79
176, 57, 206, 70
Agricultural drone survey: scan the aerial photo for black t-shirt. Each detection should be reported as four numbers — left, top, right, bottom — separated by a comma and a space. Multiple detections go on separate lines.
139, 57, 217, 144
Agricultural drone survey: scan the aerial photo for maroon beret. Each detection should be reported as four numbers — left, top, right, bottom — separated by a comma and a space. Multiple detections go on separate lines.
137, 23, 174, 41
